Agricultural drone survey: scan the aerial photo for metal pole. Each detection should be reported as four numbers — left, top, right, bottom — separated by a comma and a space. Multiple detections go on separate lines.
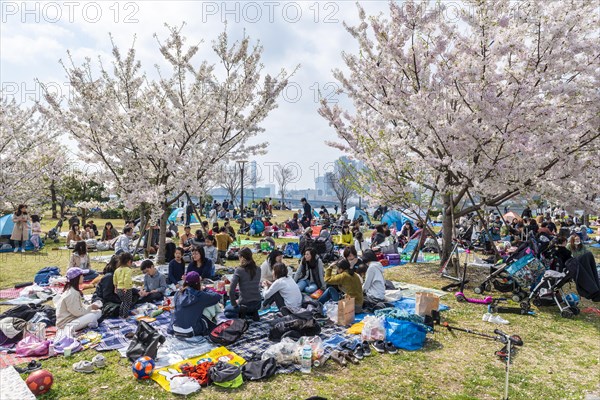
240, 163, 245, 218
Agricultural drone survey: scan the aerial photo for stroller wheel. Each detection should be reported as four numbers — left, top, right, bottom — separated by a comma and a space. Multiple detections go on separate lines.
511, 293, 522, 302
532, 298, 543, 307
560, 308, 574, 318
520, 301, 530, 311
474, 285, 483, 294
570, 306, 580, 316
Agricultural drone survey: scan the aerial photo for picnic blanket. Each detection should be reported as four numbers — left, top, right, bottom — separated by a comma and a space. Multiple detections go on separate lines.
0, 366, 36, 400
388, 282, 448, 298
395, 239, 441, 266
0, 327, 58, 369
354, 298, 449, 323
0, 287, 23, 299
152, 346, 245, 392
227, 313, 353, 374
96, 312, 172, 352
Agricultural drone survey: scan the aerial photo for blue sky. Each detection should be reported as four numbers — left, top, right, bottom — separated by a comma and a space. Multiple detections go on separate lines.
1, 1, 396, 188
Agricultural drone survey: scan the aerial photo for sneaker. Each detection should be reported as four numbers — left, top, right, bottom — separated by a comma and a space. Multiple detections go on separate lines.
385, 342, 398, 354
488, 315, 509, 325
13, 248, 18, 253
372, 340, 386, 353
353, 346, 364, 360
91, 354, 106, 368
482, 313, 492, 322
362, 340, 372, 357
72, 360, 95, 373
20, 248, 25, 253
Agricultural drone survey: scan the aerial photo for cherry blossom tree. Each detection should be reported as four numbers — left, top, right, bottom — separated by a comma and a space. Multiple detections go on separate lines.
42, 25, 292, 262
0, 96, 60, 210
320, 0, 600, 263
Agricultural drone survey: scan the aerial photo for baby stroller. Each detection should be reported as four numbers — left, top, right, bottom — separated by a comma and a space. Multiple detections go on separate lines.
45, 218, 64, 243
474, 234, 544, 302
519, 266, 579, 318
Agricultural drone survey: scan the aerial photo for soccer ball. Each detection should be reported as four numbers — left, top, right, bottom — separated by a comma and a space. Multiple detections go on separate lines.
26, 369, 54, 395
132, 356, 155, 380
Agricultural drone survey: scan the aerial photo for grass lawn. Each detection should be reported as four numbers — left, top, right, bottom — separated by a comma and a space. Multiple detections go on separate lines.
1, 212, 599, 399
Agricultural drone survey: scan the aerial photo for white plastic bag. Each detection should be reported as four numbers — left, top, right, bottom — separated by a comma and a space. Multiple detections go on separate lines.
297, 336, 324, 361
262, 338, 299, 365
324, 301, 338, 324
170, 376, 201, 395
361, 315, 386, 342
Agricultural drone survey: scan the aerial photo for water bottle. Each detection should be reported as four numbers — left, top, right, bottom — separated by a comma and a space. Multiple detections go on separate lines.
300, 344, 312, 373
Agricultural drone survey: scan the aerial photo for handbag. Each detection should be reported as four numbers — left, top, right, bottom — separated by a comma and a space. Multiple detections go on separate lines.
126, 320, 166, 362
15, 334, 50, 357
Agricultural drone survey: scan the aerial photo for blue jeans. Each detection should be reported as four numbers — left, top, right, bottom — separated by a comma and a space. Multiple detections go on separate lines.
318, 287, 340, 304
297, 279, 318, 294
224, 300, 262, 319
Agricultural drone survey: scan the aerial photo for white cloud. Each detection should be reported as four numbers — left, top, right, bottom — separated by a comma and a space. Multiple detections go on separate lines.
1, 1, 391, 188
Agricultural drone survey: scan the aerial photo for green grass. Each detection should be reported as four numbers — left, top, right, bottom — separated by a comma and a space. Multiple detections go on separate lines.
1, 213, 599, 399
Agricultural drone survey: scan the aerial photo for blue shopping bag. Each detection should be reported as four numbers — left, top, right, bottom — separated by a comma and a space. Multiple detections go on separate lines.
384, 317, 428, 351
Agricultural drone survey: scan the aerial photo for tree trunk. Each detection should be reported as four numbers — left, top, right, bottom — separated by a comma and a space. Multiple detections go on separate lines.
156, 203, 169, 264
60, 200, 66, 218
80, 208, 87, 226
440, 193, 454, 267
583, 213, 589, 226
50, 180, 58, 219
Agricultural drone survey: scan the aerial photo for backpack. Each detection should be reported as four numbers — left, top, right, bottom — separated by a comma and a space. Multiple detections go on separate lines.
268, 314, 321, 342
241, 357, 277, 381
208, 361, 243, 388
283, 242, 299, 258
208, 319, 249, 345
125, 320, 166, 362
34, 266, 61, 286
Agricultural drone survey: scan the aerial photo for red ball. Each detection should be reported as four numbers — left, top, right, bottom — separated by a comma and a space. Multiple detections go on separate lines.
26, 369, 54, 395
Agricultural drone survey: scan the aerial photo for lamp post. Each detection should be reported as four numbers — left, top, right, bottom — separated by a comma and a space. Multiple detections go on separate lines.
237, 160, 248, 218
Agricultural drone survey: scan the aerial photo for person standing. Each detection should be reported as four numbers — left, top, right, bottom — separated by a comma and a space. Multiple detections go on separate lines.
301, 198, 312, 221
11, 204, 29, 252
185, 202, 194, 226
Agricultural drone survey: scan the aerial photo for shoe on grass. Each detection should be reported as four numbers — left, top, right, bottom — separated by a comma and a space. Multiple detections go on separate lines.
330, 350, 347, 367
15, 360, 41, 374
353, 346, 364, 360
488, 315, 509, 325
362, 340, 372, 357
385, 342, 398, 354
482, 313, 492, 322
92, 354, 106, 368
341, 350, 360, 365
73, 360, 95, 373
372, 340, 386, 353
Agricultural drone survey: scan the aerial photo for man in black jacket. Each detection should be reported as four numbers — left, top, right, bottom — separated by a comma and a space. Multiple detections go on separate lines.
301, 198, 312, 220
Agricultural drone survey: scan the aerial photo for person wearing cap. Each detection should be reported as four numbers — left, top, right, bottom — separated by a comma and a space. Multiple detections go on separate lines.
168, 271, 222, 337
55, 267, 101, 330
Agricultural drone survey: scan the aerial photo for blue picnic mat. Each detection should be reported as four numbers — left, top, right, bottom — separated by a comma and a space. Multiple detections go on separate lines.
354, 297, 449, 322
96, 311, 172, 351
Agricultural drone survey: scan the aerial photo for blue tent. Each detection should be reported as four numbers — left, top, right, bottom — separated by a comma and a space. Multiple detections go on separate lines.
168, 208, 199, 224
250, 218, 265, 235
381, 210, 415, 230
346, 207, 371, 225
0, 214, 14, 237
0, 214, 38, 252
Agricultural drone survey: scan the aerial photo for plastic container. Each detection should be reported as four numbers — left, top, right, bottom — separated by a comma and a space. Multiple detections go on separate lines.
300, 344, 312, 373
48, 343, 56, 357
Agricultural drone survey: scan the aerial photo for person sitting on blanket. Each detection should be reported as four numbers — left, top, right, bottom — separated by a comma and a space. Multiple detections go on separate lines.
93, 256, 122, 306
371, 224, 386, 248
318, 259, 364, 313
69, 241, 90, 270
114, 227, 134, 255
225, 247, 262, 320
187, 246, 215, 280
66, 223, 83, 247
168, 247, 186, 286
55, 267, 101, 331
339, 225, 353, 247
294, 248, 326, 295
359, 250, 386, 309
260, 249, 294, 285
168, 271, 222, 337
262, 262, 303, 310
138, 260, 167, 303
101, 222, 119, 242
567, 234, 589, 258
343, 245, 366, 276
203, 235, 219, 266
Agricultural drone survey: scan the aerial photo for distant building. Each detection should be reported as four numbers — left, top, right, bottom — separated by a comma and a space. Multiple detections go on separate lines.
315, 175, 335, 197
